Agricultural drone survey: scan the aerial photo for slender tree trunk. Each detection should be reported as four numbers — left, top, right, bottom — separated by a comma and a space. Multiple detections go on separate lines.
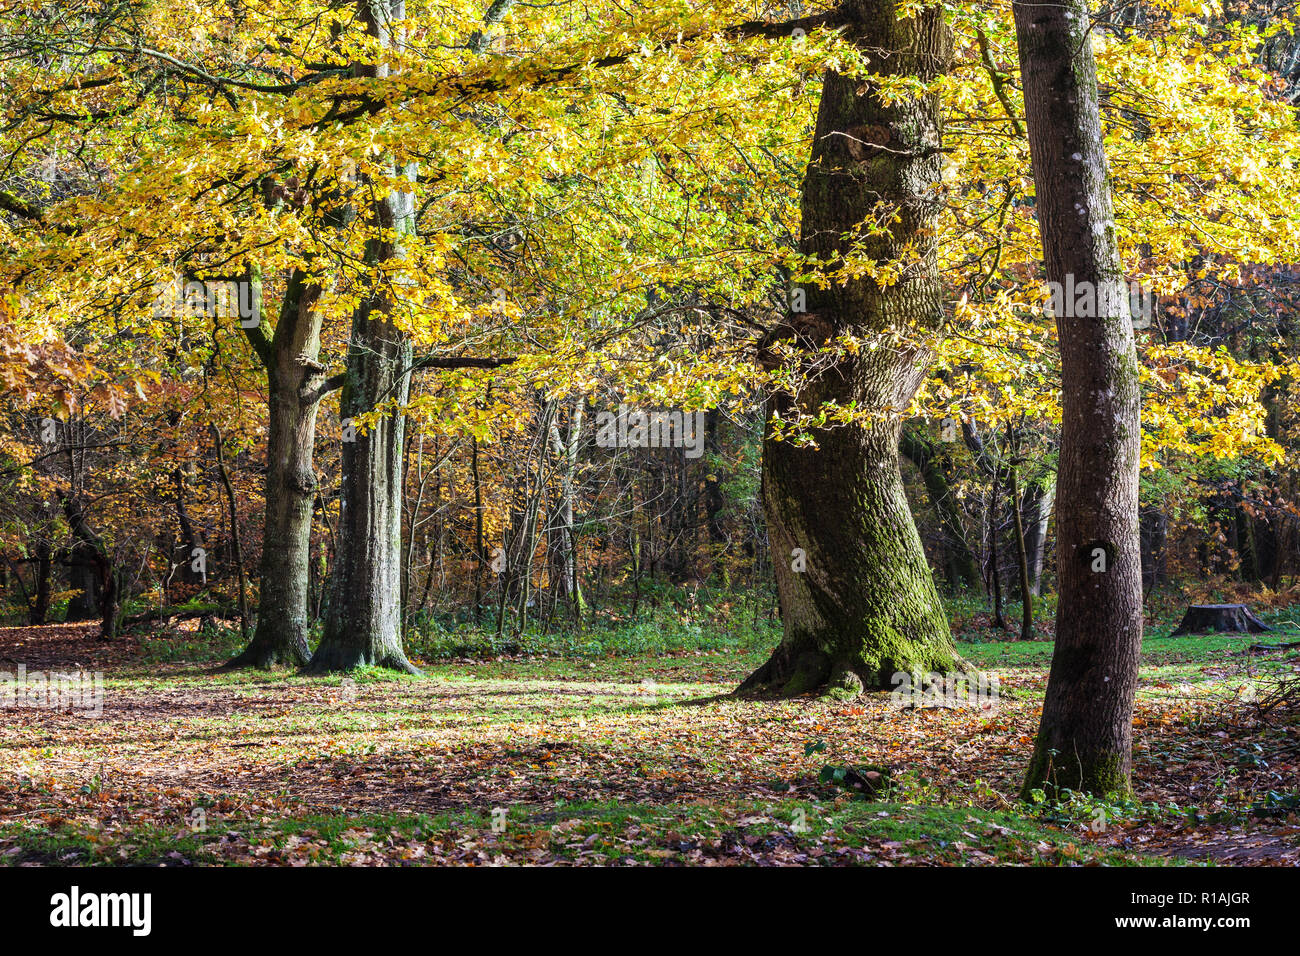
1269, 512, 1291, 591
547, 396, 585, 620
1138, 502, 1167, 594
1236, 503, 1261, 582
211, 425, 251, 643
1015, 0, 1144, 798
472, 436, 485, 624
704, 408, 728, 578
171, 467, 206, 586
29, 536, 51, 625
740, 1, 961, 696
987, 478, 1008, 629
65, 549, 98, 621
1008, 449, 1035, 641
1023, 479, 1054, 596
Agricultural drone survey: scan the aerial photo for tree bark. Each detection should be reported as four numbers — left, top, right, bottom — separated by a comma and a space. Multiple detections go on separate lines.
1022, 479, 1054, 596
547, 396, 586, 622
307, 0, 419, 674
226, 269, 329, 668
1008, 449, 1035, 641
211, 425, 251, 644
29, 535, 52, 625
61, 493, 117, 639
472, 435, 485, 624
309, 329, 417, 673
740, 1, 962, 696
1015, 0, 1145, 798
171, 466, 206, 586
986, 472, 1008, 630
1171, 603, 1270, 636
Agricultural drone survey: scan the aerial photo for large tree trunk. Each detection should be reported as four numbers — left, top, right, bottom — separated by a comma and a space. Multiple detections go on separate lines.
307, 0, 418, 675
739, 1, 961, 697
1015, 0, 1144, 798
309, 325, 416, 672
226, 270, 328, 668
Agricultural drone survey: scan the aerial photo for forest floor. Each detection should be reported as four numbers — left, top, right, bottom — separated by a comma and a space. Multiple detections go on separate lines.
1, 601, 1298, 866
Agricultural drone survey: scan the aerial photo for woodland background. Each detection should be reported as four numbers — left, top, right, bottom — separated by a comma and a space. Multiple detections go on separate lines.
0, 0, 1298, 866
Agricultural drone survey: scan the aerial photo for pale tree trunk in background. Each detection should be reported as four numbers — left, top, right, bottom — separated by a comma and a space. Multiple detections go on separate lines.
309, 0, 418, 674
1023, 480, 1054, 596
1015, 0, 1144, 797
547, 396, 586, 622
740, 0, 962, 696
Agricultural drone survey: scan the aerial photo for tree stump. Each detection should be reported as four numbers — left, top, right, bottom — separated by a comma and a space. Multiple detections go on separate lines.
1170, 604, 1272, 636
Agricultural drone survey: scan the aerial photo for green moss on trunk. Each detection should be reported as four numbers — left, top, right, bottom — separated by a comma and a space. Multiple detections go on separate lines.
738, 1, 960, 698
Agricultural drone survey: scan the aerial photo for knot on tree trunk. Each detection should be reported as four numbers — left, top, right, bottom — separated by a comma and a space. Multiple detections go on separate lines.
756, 312, 835, 370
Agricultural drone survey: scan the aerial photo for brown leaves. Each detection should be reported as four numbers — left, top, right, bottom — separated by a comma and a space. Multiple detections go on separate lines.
1, 623, 1298, 865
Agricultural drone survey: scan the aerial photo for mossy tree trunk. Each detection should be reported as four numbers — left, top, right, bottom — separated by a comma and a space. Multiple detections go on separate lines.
739, 0, 962, 697
1014, 0, 1144, 798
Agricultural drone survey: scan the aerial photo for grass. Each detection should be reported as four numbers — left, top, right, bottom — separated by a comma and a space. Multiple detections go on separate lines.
2, 596, 1298, 866
0, 798, 1152, 867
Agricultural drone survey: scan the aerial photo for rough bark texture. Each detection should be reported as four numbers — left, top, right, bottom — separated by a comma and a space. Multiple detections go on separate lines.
739, 1, 961, 697
226, 272, 325, 668
307, 0, 418, 675
1015, 0, 1144, 798
309, 306, 417, 673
